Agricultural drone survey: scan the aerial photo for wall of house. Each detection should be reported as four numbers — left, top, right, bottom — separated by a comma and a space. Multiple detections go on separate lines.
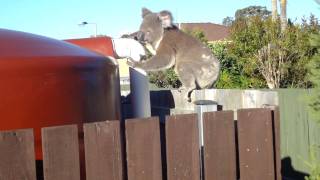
117, 58, 130, 85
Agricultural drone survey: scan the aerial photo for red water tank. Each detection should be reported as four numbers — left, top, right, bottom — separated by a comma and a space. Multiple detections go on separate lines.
0, 29, 121, 159
65, 37, 115, 57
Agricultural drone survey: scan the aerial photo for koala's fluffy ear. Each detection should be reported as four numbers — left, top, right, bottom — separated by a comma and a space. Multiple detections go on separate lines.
142, 8, 152, 18
159, 10, 173, 28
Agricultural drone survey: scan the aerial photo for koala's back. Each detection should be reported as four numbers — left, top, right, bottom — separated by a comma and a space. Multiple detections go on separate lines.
161, 28, 220, 88
162, 29, 213, 63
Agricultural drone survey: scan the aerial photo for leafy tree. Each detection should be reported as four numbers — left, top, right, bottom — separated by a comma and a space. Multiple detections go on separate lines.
226, 16, 269, 88
209, 42, 264, 88
222, 16, 234, 26
235, 6, 271, 20
305, 30, 320, 180
307, 33, 320, 124
184, 29, 208, 44
222, 5, 271, 27
229, 15, 317, 88
304, 147, 320, 180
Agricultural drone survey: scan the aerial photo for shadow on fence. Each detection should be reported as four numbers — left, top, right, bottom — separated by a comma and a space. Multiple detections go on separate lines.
281, 157, 310, 180
0, 108, 283, 180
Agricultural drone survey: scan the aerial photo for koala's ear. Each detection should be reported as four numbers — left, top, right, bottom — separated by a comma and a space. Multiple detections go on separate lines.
158, 10, 173, 28
142, 8, 152, 18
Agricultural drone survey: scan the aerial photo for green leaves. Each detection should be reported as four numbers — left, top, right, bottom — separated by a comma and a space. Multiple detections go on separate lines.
148, 68, 181, 88
210, 41, 266, 89
229, 15, 317, 88
306, 33, 320, 125
184, 29, 208, 44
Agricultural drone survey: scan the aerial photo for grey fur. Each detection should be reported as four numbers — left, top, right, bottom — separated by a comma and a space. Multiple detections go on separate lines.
128, 8, 220, 102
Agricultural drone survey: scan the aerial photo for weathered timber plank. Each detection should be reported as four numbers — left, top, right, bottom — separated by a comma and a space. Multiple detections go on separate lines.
166, 114, 200, 180
203, 111, 237, 180
125, 117, 162, 180
238, 108, 275, 180
42, 125, 80, 180
84, 120, 123, 180
0, 129, 36, 180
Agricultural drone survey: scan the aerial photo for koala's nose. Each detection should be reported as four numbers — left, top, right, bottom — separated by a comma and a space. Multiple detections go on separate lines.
136, 31, 145, 41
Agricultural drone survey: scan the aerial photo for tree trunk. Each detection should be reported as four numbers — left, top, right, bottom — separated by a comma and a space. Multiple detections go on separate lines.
272, 0, 278, 21
257, 44, 282, 89
280, 0, 287, 31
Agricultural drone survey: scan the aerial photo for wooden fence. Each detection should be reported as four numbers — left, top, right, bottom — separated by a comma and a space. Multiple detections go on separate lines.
277, 89, 320, 177
0, 108, 280, 180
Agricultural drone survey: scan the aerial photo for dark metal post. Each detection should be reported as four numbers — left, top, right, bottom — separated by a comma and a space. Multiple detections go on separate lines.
194, 100, 218, 180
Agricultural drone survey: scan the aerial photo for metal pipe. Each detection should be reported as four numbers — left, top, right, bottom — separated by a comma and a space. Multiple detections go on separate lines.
129, 67, 151, 118
194, 100, 218, 180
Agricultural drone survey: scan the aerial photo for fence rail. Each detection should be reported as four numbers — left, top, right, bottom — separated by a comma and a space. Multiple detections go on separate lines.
0, 108, 280, 180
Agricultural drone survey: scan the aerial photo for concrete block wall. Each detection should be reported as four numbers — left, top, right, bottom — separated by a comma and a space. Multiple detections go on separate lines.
121, 89, 278, 120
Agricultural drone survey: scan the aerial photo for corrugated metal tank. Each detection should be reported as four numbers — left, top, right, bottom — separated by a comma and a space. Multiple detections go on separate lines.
0, 29, 121, 159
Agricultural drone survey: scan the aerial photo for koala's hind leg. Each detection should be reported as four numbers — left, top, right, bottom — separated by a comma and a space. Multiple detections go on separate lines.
177, 64, 196, 102
195, 60, 220, 89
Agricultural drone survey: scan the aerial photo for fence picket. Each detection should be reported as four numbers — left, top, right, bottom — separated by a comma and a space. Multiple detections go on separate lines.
125, 117, 162, 180
237, 108, 275, 180
203, 111, 237, 180
42, 125, 80, 180
0, 129, 36, 180
273, 107, 282, 180
166, 114, 200, 180
83, 120, 123, 180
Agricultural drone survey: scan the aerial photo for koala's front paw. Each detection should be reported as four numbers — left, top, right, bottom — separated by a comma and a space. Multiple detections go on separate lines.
126, 59, 136, 68
140, 55, 148, 61
178, 86, 186, 92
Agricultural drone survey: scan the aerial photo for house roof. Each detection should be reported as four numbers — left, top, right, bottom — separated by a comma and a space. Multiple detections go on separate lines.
179, 23, 230, 41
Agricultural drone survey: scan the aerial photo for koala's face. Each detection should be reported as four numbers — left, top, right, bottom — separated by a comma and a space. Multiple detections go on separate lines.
137, 11, 164, 46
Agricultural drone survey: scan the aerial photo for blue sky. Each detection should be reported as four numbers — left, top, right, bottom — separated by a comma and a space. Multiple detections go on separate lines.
1, 0, 319, 40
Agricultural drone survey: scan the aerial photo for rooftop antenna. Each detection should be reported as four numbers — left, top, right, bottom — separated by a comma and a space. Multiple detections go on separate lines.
78, 21, 98, 37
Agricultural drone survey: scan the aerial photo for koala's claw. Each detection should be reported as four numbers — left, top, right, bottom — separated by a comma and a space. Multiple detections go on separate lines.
179, 87, 192, 102
178, 86, 186, 92
140, 55, 148, 61
126, 59, 136, 68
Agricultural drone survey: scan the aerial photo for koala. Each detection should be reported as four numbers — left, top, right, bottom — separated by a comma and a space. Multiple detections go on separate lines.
128, 8, 220, 102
